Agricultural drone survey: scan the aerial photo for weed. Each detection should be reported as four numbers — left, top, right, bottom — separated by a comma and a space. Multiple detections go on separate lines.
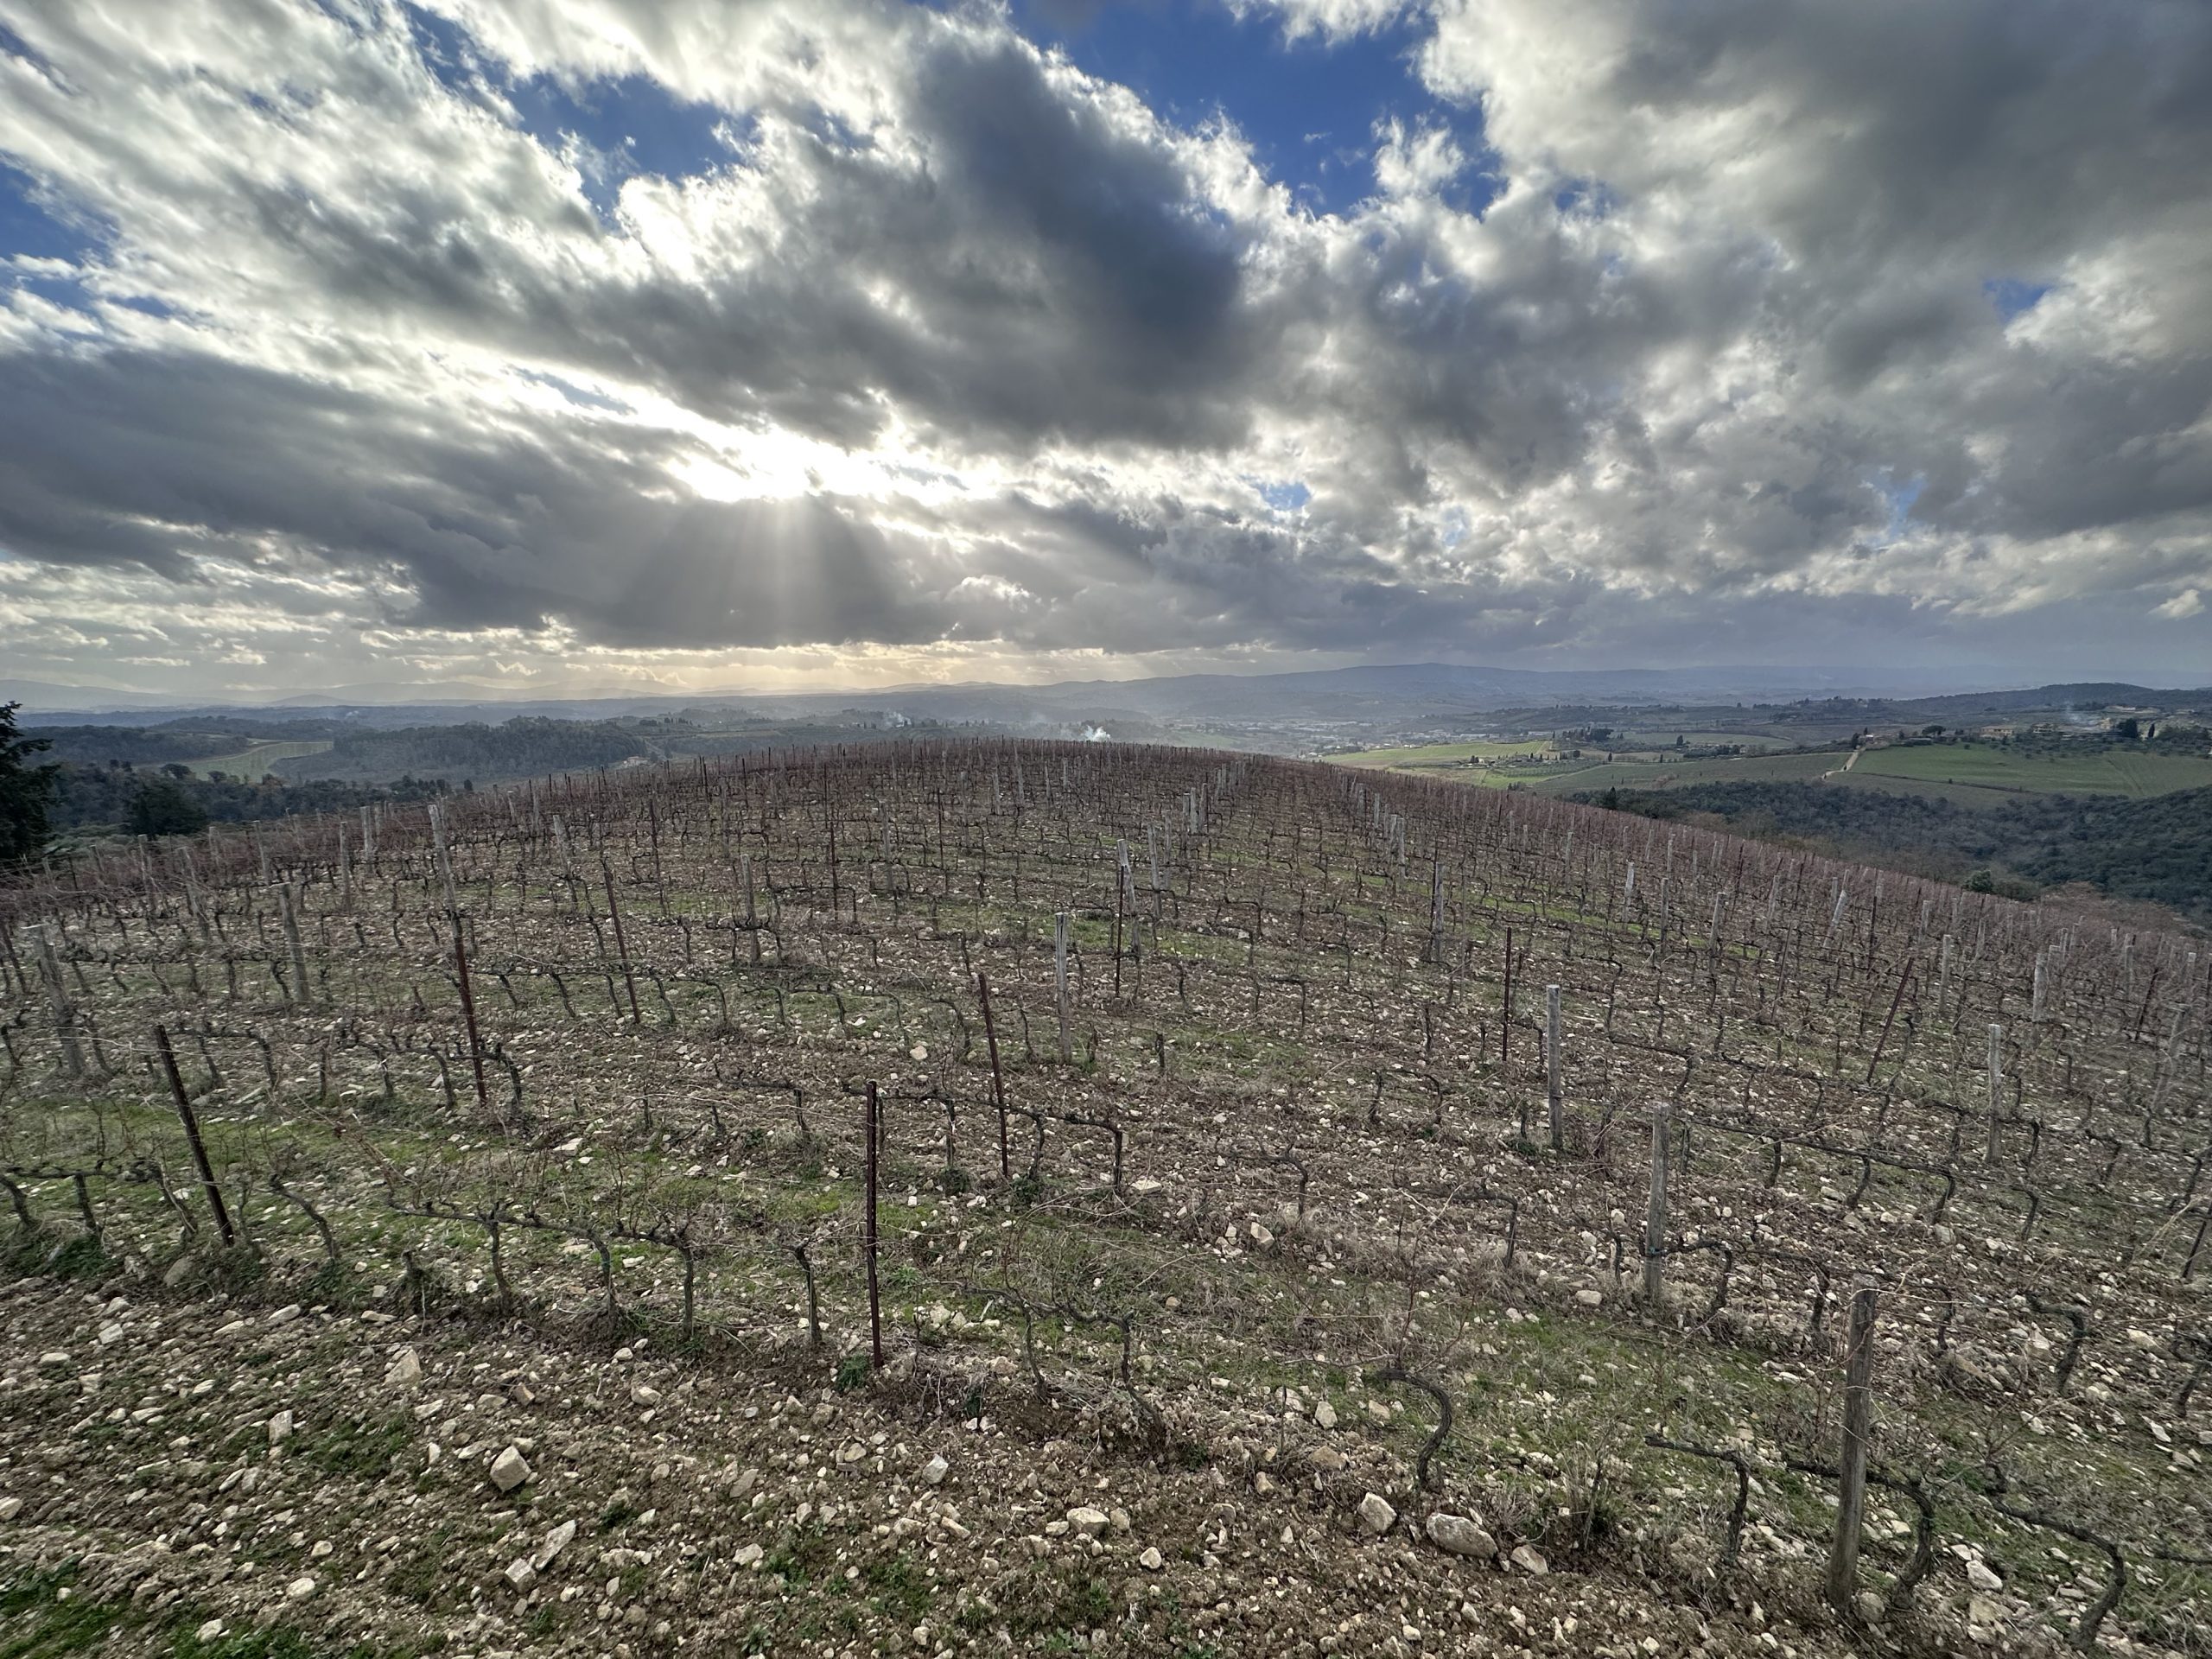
763, 1526, 833, 1586
1007, 1567, 1114, 1638
297, 1415, 411, 1481
385, 1525, 462, 1609
305, 1258, 356, 1302
45, 1234, 110, 1281
0, 1563, 128, 1659
863, 1554, 933, 1623
173, 1627, 324, 1659
205, 1244, 270, 1294
524, 1604, 567, 1639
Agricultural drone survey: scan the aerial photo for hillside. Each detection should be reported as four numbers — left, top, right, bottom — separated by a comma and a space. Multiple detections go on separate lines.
1582, 781, 2212, 923
0, 743, 2205, 1658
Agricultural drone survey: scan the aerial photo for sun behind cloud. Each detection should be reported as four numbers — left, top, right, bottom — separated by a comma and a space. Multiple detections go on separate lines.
0, 0, 2207, 698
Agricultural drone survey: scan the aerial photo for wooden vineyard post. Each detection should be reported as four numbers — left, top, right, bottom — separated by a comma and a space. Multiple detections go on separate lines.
451, 912, 491, 1120
1428, 858, 1444, 964
429, 800, 456, 913
741, 852, 762, 966
601, 857, 644, 1025
1643, 1105, 1669, 1311
552, 815, 576, 911
1826, 1284, 1878, 1614
864, 1081, 885, 1371
156, 1025, 236, 1247
1546, 983, 1564, 1152
1865, 960, 1912, 1083
1986, 1023, 2004, 1164
1114, 842, 1129, 999
979, 971, 1009, 1183
1501, 926, 1515, 1063
277, 882, 310, 1004
1054, 912, 1073, 1065
32, 924, 83, 1079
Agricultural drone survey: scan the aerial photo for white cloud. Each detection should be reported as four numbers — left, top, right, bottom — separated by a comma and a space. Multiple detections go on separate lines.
1236, 0, 1414, 42
0, 0, 2206, 696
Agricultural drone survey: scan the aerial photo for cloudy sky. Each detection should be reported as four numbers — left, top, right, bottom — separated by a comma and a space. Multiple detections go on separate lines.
1, 0, 2208, 700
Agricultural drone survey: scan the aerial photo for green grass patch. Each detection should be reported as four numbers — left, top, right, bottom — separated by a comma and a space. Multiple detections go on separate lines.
1523, 748, 1845, 796
1330, 739, 1553, 770
296, 1414, 412, 1481
863, 1553, 934, 1624
185, 741, 334, 781
1847, 739, 2212, 798
1, 1564, 129, 1659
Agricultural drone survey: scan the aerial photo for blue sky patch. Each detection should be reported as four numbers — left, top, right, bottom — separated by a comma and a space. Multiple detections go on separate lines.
1983, 277, 2052, 321
505, 73, 735, 216
1255, 477, 1311, 512
1553, 178, 1618, 220
403, 3, 734, 221
0, 158, 111, 321
1869, 471, 1924, 543
1009, 0, 1494, 219
520, 369, 632, 414
0, 18, 53, 75
0, 160, 107, 266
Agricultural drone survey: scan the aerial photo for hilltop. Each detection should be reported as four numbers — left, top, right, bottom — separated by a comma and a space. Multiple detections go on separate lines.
0, 741, 2205, 1657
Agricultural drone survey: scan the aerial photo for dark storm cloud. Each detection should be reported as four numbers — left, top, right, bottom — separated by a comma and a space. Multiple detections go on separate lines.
171, 13, 1266, 457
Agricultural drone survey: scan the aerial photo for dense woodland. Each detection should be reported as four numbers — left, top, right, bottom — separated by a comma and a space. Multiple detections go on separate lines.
295, 718, 969, 784
1585, 780, 2212, 923
33, 713, 963, 791
45, 766, 450, 837
26, 724, 248, 769
34, 716, 667, 781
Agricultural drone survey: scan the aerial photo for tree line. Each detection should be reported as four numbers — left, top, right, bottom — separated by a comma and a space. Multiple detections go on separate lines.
2, 700, 452, 852
1580, 778, 2212, 923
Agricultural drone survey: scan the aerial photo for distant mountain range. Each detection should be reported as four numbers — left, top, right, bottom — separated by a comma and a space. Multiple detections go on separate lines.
17, 668, 2212, 739
5, 661, 2046, 727
0, 677, 654, 713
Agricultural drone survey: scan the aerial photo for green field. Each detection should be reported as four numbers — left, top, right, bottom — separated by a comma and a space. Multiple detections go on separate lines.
1332, 733, 2212, 806
1663, 729, 1804, 752
1334, 738, 1554, 769
1518, 747, 1844, 795
1820, 771, 2035, 810
1847, 740, 2212, 798
1326, 742, 1846, 793
186, 738, 333, 779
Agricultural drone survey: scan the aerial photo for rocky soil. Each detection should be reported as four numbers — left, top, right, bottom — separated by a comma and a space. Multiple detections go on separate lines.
1, 1265, 1898, 1659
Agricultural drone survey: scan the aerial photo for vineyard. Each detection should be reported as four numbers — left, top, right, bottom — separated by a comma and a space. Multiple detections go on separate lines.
1, 741, 2206, 1658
